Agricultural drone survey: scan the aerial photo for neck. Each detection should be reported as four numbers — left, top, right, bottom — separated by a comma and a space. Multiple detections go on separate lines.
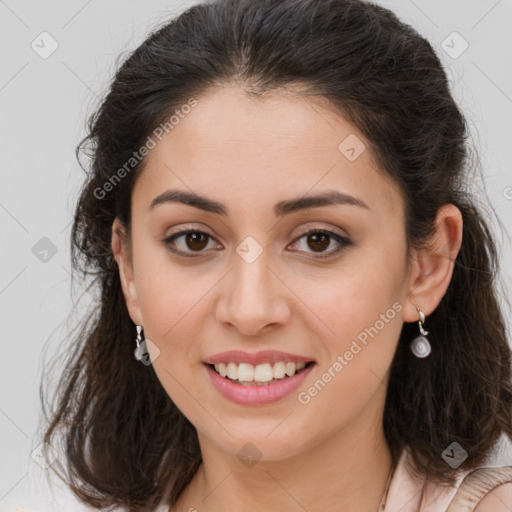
174, 399, 393, 511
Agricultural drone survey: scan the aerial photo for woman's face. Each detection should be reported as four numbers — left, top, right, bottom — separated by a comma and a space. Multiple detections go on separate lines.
115, 85, 416, 461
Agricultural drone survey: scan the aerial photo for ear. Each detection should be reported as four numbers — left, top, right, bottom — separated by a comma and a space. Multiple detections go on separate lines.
111, 217, 143, 326
403, 204, 463, 322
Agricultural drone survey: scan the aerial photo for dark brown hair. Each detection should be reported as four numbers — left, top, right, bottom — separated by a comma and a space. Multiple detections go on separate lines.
40, 0, 512, 510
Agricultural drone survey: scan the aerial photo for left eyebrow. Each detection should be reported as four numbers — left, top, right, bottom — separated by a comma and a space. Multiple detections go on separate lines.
148, 189, 370, 216
274, 190, 370, 216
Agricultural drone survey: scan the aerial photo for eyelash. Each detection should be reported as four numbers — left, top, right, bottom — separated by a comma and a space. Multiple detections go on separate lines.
162, 228, 352, 260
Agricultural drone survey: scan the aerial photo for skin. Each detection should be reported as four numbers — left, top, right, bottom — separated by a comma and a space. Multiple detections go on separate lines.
112, 84, 464, 511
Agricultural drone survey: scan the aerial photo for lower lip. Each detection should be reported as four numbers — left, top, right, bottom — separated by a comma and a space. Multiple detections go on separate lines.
204, 363, 315, 405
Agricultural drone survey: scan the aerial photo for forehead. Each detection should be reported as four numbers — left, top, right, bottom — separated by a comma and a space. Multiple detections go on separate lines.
133, 85, 403, 220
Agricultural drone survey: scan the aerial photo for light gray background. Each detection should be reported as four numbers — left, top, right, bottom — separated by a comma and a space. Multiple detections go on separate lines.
1, 0, 512, 510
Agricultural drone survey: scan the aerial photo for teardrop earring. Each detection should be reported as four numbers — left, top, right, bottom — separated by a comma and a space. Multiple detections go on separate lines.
134, 325, 146, 361
409, 305, 431, 358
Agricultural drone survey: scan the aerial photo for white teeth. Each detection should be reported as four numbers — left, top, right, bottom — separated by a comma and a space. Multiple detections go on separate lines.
273, 361, 286, 379
227, 362, 238, 380
237, 363, 255, 382
285, 362, 296, 377
254, 363, 273, 382
212, 361, 310, 382
218, 363, 228, 377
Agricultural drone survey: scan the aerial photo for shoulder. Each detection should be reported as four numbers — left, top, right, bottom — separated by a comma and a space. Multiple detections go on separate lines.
446, 464, 512, 512
473, 481, 512, 511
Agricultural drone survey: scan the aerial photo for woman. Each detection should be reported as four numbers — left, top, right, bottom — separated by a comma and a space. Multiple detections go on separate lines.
41, 0, 512, 510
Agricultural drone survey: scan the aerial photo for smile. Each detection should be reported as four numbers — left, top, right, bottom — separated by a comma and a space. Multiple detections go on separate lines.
204, 361, 316, 405
210, 361, 313, 384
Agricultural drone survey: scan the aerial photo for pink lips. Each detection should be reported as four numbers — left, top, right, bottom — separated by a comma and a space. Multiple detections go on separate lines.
204, 361, 315, 405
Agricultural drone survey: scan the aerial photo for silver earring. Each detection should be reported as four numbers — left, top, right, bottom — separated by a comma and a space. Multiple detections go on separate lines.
409, 306, 431, 358
134, 325, 146, 361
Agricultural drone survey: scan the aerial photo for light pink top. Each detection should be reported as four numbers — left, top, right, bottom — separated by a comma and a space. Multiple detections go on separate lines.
383, 447, 512, 512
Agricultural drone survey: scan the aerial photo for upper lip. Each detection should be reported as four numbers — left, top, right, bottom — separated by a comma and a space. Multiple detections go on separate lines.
204, 350, 316, 366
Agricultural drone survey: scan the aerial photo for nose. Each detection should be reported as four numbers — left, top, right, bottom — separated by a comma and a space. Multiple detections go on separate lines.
214, 249, 292, 336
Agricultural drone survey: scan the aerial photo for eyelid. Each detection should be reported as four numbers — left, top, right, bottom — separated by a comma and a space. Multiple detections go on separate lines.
291, 224, 349, 241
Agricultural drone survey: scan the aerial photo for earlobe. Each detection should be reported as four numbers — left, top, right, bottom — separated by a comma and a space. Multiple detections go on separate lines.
111, 218, 143, 326
403, 204, 463, 322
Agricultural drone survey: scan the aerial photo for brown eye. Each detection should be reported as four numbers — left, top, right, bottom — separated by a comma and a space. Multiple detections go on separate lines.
184, 232, 209, 251
163, 229, 218, 257
289, 228, 352, 258
306, 232, 330, 252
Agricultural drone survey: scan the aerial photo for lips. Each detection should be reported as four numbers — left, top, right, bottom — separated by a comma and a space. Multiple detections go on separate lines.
205, 362, 315, 405
203, 349, 315, 366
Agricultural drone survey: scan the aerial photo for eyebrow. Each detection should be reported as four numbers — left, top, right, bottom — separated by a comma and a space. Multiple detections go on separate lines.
149, 189, 370, 216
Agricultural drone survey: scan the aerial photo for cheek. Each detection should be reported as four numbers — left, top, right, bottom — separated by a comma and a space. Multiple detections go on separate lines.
300, 245, 404, 325
291, 243, 406, 374
293, 267, 404, 427
132, 242, 211, 344
133, 255, 210, 414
